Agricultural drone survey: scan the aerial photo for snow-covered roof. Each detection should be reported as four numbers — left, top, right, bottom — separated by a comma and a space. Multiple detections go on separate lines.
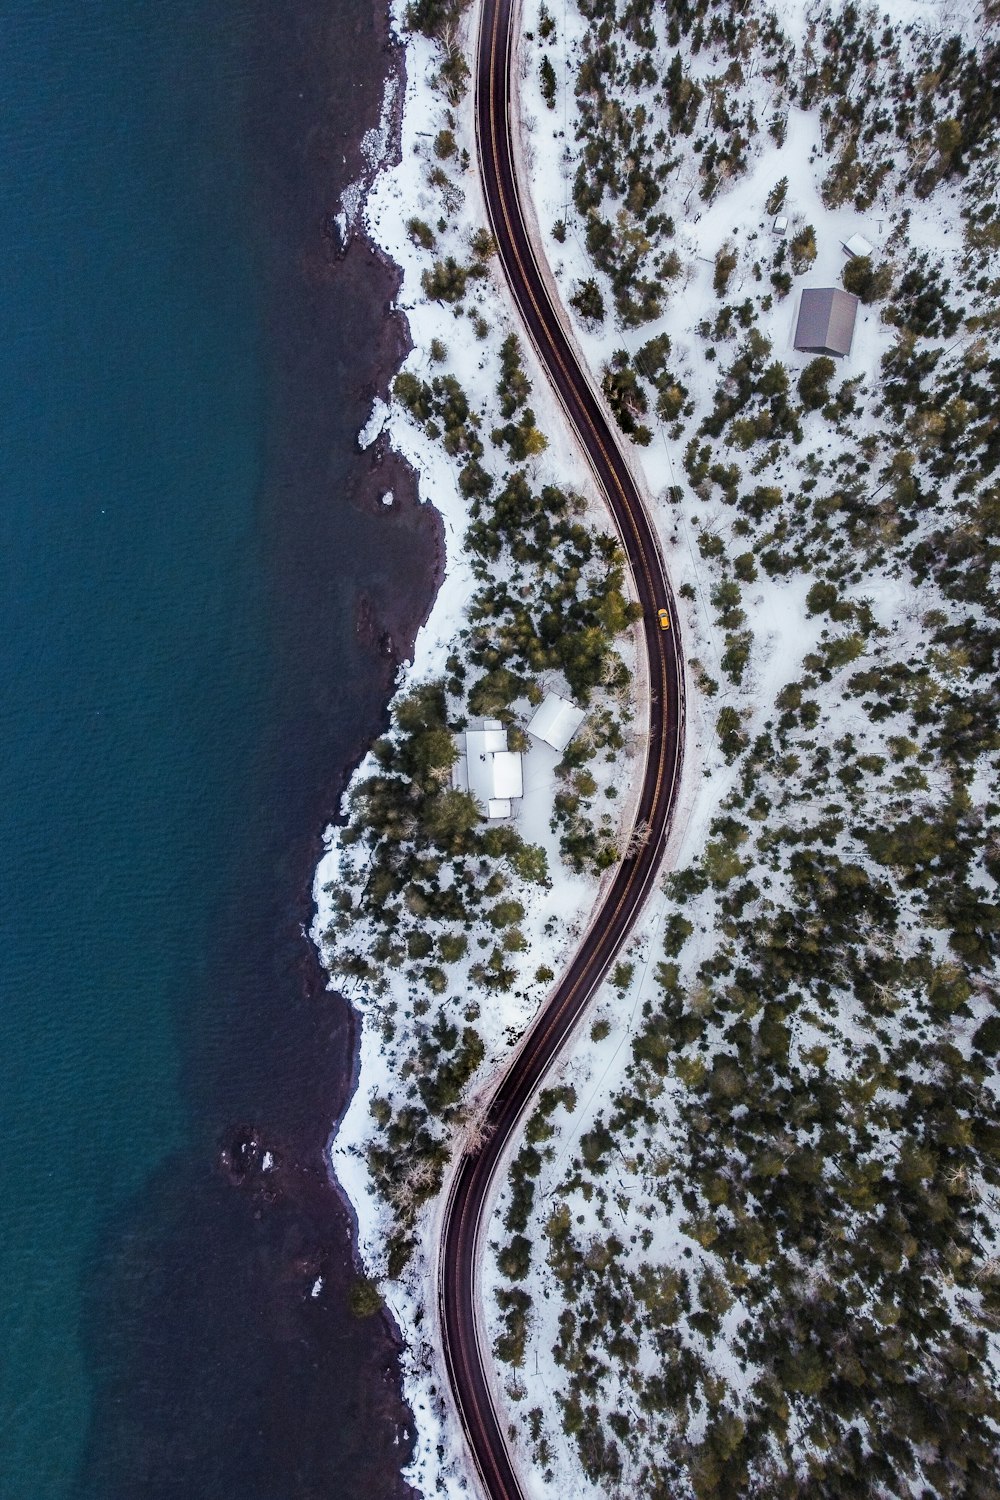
527, 693, 586, 753
843, 233, 874, 258
490, 750, 524, 799
793, 288, 859, 357
466, 722, 508, 756
773, 215, 788, 235
453, 719, 523, 819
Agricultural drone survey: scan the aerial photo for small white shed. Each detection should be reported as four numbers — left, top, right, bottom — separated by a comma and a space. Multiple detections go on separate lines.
453, 718, 523, 819
527, 693, 586, 753
843, 233, 874, 258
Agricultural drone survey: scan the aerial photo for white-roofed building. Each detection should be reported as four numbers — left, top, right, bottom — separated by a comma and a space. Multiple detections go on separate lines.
452, 718, 523, 819
843, 232, 874, 258
527, 693, 586, 754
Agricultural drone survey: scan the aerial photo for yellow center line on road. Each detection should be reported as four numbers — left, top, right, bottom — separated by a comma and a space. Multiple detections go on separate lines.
440, 4, 686, 1498
485, 4, 674, 838
483, 0, 673, 794
486, 9, 661, 596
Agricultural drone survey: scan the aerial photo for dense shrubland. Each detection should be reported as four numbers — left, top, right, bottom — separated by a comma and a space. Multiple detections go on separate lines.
560, 0, 1000, 351
507, 676, 1000, 1490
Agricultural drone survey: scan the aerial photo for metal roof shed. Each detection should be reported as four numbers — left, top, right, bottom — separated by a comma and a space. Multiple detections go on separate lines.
527, 693, 585, 753
843, 233, 874, 258
793, 287, 860, 357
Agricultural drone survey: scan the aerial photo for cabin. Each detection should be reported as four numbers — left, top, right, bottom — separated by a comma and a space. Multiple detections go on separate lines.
452, 718, 523, 820
793, 287, 860, 357
527, 693, 586, 753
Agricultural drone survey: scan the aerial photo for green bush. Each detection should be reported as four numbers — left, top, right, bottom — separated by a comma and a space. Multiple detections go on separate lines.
798, 356, 836, 410
602, 352, 648, 435
348, 1276, 383, 1318
842, 254, 893, 302
439, 932, 468, 963
407, 216, 436, 249
717, 705, 748, 761
495, 1286, 531, 1365
789, 225, 817, 274
806, 580, 838, 614
765, 177, 788, 215
438, 47, 469, 104
470, 227, 496, 260
488, 899, 525, 929
405, 0, 469, 39
421, 256, 468, 303
407, 930, 433, 960
571, 278, 606, 323
498, 1235, 533, 1280
714, 242, 738, 296
540, 54, 557, 108
663, 913, 693, 956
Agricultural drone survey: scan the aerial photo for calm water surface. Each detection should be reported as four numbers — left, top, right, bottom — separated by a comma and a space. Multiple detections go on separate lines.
0, 0, 436, 1495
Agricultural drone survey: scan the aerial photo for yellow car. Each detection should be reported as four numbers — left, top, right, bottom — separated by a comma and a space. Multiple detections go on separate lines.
657, 607, 670, 631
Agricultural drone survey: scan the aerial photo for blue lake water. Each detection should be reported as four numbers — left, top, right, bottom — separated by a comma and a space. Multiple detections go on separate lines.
0, 1, 436, 1494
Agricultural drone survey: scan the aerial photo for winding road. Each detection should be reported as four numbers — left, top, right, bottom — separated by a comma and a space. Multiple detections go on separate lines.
436, 0, 685, 1496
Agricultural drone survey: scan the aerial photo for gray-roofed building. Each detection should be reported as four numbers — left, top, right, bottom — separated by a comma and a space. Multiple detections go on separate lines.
793, 287, 860, 357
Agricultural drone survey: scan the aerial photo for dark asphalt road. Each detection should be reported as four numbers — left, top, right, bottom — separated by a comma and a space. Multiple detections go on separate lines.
437, 1, 685, 1496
